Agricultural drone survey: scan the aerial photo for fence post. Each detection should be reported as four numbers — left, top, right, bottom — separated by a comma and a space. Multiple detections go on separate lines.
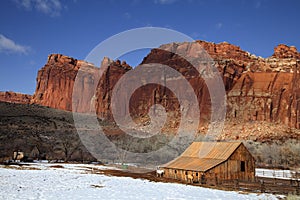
296, 180, 300, 195
260, 180, 265, 193
234, 179, 239, 189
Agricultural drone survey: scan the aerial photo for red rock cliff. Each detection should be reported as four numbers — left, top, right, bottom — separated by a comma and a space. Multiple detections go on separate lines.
27, 41, 300, 130
95, 60, 132, 120
31, 54, 98, 112
0, 91, 32, 104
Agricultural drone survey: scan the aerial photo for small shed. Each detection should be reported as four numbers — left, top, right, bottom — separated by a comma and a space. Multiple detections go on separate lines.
161, 142, 255, 184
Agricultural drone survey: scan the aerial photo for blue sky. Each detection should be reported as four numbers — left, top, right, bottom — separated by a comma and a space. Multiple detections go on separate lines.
0, 0, 299, 94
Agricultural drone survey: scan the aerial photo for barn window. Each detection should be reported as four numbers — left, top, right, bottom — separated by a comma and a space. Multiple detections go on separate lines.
185, 171, 188, 175
196, 172, 198, 176
241, 161, 245, 172
174, 170, 177, 174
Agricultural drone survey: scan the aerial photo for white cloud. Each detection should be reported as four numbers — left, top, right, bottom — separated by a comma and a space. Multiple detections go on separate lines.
216, 22, 223, 30
154, 0, 177, 5
18, 0, 32, 9
13, 0, 63, 17
0, 34, 30, 54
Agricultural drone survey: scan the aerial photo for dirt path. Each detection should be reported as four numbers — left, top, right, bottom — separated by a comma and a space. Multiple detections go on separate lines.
93, 166, 298, 197
95, 168, 186, 184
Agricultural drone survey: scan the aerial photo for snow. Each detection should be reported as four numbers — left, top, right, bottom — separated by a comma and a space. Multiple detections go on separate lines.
23, 162, 116, 171
0, 164, 282, 200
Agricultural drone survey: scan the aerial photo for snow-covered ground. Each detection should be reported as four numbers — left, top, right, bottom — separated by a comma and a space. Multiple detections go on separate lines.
256, 168, 300, 180
0, 164, 283, 200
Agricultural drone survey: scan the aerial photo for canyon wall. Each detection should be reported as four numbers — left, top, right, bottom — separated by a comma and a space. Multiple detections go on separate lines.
227, 45, 300, 128
30, 54, 98, 113
2, 41, 299, 129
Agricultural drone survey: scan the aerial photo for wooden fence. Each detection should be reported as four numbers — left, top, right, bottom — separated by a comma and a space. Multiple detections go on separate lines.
216, 177, 300, 195
256, 169, 300, 180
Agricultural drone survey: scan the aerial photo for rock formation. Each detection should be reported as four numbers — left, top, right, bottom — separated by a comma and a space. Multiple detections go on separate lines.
142, 41, 300, 129
227, 45, 300, 129
30, 54, 98, 113
95, 59, 132, 120
272, 44, 300, 59
2, 41, 300, 131
0, 91, 32, 104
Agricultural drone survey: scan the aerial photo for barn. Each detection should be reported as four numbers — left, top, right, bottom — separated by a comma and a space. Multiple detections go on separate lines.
161, 142, 255, 185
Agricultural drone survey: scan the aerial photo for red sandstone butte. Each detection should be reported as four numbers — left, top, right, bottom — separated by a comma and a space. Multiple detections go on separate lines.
30, 54, 99, 113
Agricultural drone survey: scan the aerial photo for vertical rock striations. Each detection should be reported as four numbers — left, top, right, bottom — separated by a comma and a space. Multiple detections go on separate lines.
31, 54, 98, 113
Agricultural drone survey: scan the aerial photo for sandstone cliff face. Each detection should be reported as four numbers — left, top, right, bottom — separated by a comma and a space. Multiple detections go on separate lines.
142, 41, 300, 129
226, 45, 300, 129
31, 54, 98, 112
227, 70, 300, 128
30, 54, 133, 118
14, 41, 300, 131
95, 60, 132, 120
0, 91, 32, 104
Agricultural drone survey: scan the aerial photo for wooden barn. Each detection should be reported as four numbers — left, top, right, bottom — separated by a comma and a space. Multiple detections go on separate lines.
161, 142, 255, 185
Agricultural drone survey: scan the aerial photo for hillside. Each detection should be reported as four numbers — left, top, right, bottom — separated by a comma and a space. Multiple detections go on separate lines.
0, 101, 95, 162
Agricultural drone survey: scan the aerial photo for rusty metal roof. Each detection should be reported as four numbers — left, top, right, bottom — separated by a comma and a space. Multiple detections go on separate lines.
162, 142, 242, 172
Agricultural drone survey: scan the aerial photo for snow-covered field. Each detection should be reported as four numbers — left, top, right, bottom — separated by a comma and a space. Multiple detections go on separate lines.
0, 164, 282, 200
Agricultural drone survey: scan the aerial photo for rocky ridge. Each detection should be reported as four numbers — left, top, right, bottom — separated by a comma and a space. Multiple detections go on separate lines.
0, 91, 32, 104
1, 41, 299, 140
